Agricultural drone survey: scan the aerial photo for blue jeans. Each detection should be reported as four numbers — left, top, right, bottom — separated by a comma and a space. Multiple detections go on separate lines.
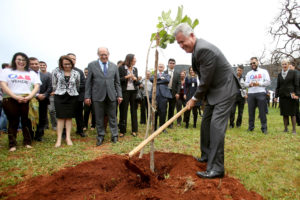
0, 108, 8, 132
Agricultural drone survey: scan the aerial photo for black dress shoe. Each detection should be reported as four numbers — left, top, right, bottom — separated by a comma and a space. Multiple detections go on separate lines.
96, 136, 104, 146
111, 136, 118, 143
77, 132, 86, 137
194, 156, 208, 163
262, 129, 268, 134
196, 170, 224, 179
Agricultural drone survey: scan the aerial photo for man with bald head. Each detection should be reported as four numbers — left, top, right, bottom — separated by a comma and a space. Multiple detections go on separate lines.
85, 47, 122, 146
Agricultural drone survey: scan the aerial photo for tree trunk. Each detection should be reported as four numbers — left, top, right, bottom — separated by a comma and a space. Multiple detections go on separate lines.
150, 33, 159, 172
139, 41, 153, 158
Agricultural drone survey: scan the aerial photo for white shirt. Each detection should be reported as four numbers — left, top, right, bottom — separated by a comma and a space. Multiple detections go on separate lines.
0, 68, 41, 97
245, 67, 271, 94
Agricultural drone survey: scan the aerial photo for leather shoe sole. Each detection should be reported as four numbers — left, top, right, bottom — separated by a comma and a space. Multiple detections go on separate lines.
196, 171, 224, 179
96, 137, 104, 146
111, 137, 118, 143
194, 156, 208, 163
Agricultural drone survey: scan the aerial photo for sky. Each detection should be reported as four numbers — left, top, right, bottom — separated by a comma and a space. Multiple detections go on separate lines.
0, 0, 282, 76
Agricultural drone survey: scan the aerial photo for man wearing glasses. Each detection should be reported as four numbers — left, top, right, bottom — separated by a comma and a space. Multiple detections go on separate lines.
244, 57, 271, 134
84, 47, 122, 146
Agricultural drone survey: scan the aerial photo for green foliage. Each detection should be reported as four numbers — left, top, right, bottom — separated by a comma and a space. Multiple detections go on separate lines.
151, 5, 199, 49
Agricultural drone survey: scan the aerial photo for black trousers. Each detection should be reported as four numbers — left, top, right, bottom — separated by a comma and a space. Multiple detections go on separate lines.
155, 95, 168, 129
75, 101, 84, 134
140, 96, 149, 124
296, 101, 300, 125
229, 95, 245, 127
2, 98, 32, 148
119, 90, 138, 133
247, 92, 268, 131
83, 103, 95, 128
167, 95, 176, 124
176, 97, 185, 124
35, 99, 49, 139
200, 95, 235, 172
185, 106, 199, 125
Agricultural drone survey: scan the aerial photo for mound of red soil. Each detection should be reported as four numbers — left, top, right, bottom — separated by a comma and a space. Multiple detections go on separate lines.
1, 152, 263, 200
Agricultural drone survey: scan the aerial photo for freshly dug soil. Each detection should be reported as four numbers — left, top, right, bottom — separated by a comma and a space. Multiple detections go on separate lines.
1, 152, 263, 200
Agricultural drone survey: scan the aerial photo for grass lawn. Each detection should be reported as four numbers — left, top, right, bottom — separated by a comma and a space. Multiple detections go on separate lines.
0, 105, 299, 200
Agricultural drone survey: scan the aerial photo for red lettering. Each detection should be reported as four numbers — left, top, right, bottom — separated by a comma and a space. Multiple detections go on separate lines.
25, 75, 31, 80
258, 74, 262, 78
17, 75, 24, 79
254, 75, 257, 79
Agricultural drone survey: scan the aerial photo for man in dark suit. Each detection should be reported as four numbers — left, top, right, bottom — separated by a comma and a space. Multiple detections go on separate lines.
150, 63, 172, 131
85, 47, 122, 146
165, 59, 180, 128
67, 53, 86, 137
29, 58, 52, 141
175, 23, 240, 179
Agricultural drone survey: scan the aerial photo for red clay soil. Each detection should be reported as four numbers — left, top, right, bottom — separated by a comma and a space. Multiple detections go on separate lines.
0, 152, 263, 200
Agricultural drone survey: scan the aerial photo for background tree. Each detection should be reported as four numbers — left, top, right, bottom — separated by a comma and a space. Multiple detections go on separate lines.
269, 0, 300, 64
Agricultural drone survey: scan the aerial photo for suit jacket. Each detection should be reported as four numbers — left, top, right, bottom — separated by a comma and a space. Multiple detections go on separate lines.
192, 38, 240, 105
150, 72, 172, 99
119, 65, 140, 91
39, 72, 52, 100
73, 67, 85, 101
275, 70, 299, 98
85, 60, 122, 102
164, 69, 180, 97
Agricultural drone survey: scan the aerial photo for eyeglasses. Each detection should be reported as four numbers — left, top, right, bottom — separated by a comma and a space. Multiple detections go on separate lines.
16, 59, 26, 62
169, 62, 175, 64
100, 54, 108, 57
250, 62, 256, 65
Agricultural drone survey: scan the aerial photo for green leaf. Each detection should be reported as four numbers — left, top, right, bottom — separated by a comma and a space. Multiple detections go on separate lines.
192, 19, 199, 29
181, 15, 192, 26
175, 5, 183, 23
150, 33, 157, 41
156, 22, 164, 29
159, 30, 167, 38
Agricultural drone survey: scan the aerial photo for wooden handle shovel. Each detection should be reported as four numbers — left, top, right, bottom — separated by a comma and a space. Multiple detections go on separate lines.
128, 105, 189, 158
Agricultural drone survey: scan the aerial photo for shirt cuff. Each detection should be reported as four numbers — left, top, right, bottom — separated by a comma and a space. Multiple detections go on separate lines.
192, 96, 197, 101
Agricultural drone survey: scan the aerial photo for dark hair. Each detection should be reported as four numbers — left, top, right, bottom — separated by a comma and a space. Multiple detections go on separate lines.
11, 52, 30, 71
67, 53, 76, 57
250, 57, 258, 61
168, 58, 176, 63
2, 63, 9, 69
58, 55, 74, 70
290, 61, 296, 67
117, 60, 123, 65
237, 65, 244, 70
29, 57, 39, 62
39, 61, 47, 66
84, 67, 88, 71
124, 54, 135, 67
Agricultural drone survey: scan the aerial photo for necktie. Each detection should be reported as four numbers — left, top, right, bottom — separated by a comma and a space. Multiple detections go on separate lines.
103, 63, 107, 76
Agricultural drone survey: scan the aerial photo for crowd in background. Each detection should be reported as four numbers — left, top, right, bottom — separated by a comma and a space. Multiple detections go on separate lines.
0, 51, 299, 152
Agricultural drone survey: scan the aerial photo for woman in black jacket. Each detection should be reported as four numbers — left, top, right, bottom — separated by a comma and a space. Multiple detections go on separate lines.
275, 59, 299, 134
184, 66, 200, 128
118, 54, 139, 137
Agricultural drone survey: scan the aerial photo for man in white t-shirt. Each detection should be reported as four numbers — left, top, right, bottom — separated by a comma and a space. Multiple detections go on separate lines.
244, 57, 271, 134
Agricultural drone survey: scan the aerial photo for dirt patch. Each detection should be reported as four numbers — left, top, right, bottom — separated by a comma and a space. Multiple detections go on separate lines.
1, 152, 263, 200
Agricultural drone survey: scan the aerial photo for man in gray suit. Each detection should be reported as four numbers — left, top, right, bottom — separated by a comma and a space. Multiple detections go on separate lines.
174, 23, 240, 179
84, 47, 122, 146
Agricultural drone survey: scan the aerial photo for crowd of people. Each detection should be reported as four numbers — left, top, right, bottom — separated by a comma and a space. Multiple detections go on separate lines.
0, 23, 299, 179
0, 49, 299, 152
